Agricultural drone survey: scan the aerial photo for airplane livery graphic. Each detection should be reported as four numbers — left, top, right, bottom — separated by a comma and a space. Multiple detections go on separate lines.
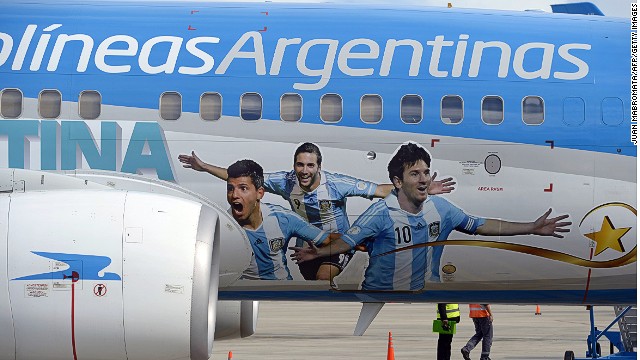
383, 202, 637, 270
0, 1, 635, 359
12, 252, 122, 281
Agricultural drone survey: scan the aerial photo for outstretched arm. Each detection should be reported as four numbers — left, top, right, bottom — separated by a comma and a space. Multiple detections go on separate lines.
290, 236, 353, 264
373, 184, 394, 198
476, 209, 571, 238
178, 151, 229, 181
372, 172, 456, 198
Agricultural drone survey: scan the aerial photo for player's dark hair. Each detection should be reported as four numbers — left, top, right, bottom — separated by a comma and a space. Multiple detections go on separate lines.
387, 143, 431, 185
227, 159, 264, 189
294, 142, 322, 167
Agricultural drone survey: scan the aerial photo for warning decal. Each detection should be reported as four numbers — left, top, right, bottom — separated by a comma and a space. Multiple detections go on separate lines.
25, 283, 49, 298
94, 284, 107, 297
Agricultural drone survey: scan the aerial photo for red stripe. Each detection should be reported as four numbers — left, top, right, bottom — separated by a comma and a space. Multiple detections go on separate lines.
71, 283, 78, 360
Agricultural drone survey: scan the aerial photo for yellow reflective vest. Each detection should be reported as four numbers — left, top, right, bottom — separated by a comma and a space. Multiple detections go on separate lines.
437, 304, 460, 319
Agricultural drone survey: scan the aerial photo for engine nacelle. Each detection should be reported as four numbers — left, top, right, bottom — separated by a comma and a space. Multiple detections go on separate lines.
215, 300, 259, 340
0, 169, 252, 360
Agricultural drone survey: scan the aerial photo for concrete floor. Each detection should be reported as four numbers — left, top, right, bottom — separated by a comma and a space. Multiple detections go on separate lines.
210, 302, 620, 360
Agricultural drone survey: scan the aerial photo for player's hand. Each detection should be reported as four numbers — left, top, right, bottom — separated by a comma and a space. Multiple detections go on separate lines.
532, 208, 571, 238
289, 243, 320, 263
354, 244, 367, 252
178, 151, 206, 171
428, 172, 456, 195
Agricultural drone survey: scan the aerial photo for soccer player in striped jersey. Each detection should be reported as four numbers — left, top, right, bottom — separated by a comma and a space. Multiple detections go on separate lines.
179, 143, 456, 281
291, 142, 571, 291
226, 159, 339, 280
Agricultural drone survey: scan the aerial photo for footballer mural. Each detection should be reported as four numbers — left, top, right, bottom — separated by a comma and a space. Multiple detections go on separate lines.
178, 141, 583, 293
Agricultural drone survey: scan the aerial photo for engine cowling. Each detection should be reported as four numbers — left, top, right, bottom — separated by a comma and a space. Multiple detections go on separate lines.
0, 169, 252, 360
215, 300, 259, 340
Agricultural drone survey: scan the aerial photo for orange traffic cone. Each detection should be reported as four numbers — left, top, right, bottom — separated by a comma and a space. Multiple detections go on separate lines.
535, 305, 542, 315
387, 331, 395, 360
228, 351, 233, 359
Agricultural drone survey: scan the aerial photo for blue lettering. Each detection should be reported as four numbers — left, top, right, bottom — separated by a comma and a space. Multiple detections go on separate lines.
61, 121, 121, 171
0, 120, 39, 169
121, 122, 174, 181
0, 120, 174, 181
40, 121, 60, 170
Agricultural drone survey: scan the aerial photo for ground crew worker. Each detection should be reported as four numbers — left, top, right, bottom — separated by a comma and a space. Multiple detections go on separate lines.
461, 304, 493, 360
437, 303, 460, 360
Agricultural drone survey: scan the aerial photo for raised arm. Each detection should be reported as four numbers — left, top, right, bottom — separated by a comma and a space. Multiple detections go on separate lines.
373, 184, 394, 198
178, 151, 229, 181
372, 172, 456, 198
475, 209, 571, 238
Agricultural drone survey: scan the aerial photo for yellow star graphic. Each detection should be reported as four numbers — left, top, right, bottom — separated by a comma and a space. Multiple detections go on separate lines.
584, 216, 630, 256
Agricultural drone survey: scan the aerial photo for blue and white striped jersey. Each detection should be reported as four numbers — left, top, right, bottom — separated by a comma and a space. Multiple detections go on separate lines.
241, 203, 328, 280
264, 170, 378, 234
342, 192, 485, 291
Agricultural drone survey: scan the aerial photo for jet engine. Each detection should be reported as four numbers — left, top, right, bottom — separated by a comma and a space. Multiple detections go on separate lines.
0, 169, 252, 360
215, 300, 259, 340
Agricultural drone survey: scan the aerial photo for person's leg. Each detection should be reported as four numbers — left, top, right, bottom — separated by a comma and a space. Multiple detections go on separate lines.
316, 263, 340, 280
316, 252, 352, 281
466, 318, 482, 350
298, 257, 324, 280
462, 318, 481, 360
437, 333, 453, 360
479, 317, 493, 360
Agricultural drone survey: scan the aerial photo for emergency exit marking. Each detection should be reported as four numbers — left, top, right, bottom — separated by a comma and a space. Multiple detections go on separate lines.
94, 284, 107, 297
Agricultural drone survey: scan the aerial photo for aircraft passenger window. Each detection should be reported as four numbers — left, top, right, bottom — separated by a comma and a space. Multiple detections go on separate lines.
1, 88, 22, 118
79, 90, 101, 120
522, 96, 544, 125
160, 92, 181, 120
201, 92, 222, 121
361, 94, 382, 123
441, 95, 463, 124
562, 97, 585, 126
241, 92, 262, 121
401, 95, 423, 124
281, 93, 302, 122
320, 94, 342, 123
482, 96, 504, 125
39, 90, 62, 119
602, 97, 624, 126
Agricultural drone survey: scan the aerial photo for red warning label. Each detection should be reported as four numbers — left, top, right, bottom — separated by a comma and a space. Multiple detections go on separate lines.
93, 284, 107, 297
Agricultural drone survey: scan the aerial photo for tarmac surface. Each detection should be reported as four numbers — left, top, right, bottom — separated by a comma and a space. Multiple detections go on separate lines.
210, 302, 619, 360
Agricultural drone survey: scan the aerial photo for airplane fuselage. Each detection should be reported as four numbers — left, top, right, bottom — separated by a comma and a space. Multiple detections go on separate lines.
0, 1, 635, 305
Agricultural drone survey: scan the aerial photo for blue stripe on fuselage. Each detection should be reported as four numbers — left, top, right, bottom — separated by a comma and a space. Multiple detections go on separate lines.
0, 2, 632, 156
218, 288, 636, 305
